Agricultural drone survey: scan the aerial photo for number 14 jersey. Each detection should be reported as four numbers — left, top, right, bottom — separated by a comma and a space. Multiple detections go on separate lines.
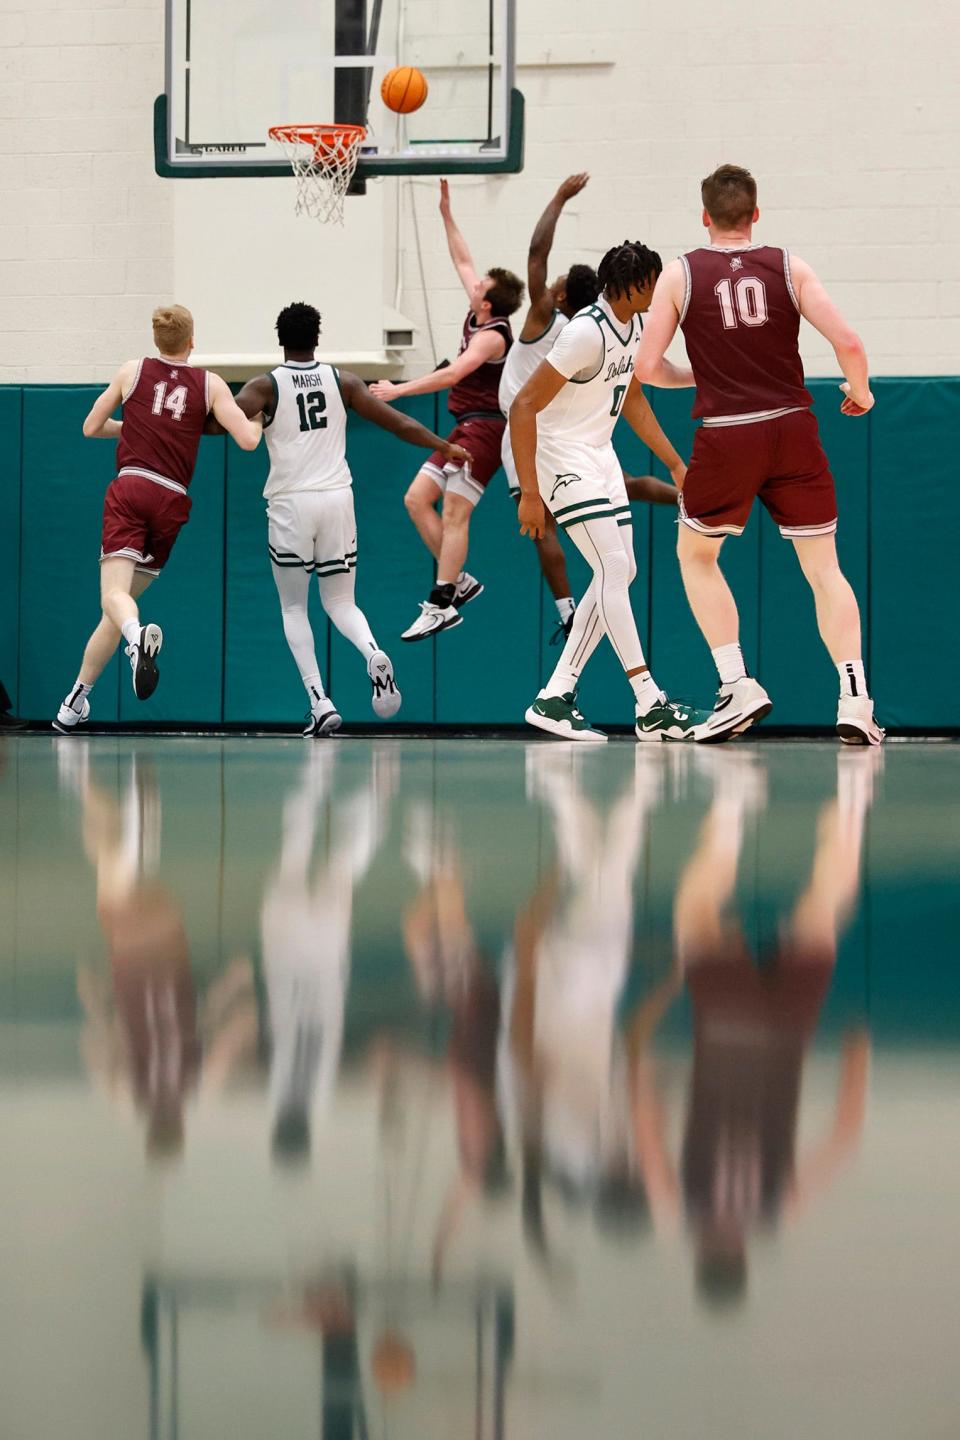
679, 245, 813, 424
263, 361, 351, 498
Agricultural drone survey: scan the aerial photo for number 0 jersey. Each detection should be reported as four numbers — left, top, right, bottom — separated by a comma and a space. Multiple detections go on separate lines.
116, 357, 210, 491
679, 245, 813, 424
537, 294, 642, 447
263, 361, 351, 498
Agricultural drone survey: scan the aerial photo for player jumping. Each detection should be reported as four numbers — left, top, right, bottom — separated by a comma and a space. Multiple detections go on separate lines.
227, 303, 472, 735
370, 180, 524, 642
53, 305, 262, 734
635, 164, 884, 745
511, 242, 709, 742
500, 174, 680, 643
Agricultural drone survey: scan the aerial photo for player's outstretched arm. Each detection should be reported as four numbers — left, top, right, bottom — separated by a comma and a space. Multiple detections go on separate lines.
369, 328, 506, 402
633, 262, 695, 388
509, 360, 568, 541
624, 473, 680, 507
621, 380, 687, 490
522, 172, 589, 340
789, 255, 874, 416
202, 374, 274, 435
339, 370, 472, 468
82, 361, 136, 438
438, 178, 480, 299
208, 372, 263, 450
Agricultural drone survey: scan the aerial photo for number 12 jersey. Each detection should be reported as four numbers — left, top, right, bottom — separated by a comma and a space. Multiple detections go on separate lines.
263, 361, 351, 498
679, 245, 813, 425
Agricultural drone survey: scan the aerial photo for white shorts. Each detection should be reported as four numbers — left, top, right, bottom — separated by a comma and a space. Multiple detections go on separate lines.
266, 488, 357, 577
501, 426, 520, 498
535, 438, 630, 533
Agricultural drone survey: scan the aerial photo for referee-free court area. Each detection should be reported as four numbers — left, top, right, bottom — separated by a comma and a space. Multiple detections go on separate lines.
2, 734, 958, 1438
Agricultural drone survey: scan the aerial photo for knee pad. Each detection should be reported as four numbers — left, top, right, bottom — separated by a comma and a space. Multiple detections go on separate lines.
598, 545, 631, 591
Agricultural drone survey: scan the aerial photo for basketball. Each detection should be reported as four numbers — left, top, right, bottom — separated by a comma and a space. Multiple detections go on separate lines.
381, 66, 428, 115
371, 1330, 417, 1393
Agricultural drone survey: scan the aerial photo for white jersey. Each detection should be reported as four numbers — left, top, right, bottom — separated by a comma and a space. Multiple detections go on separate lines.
263, 361, 351, 498
498, 309, 568, 416
536, 294, 642, 447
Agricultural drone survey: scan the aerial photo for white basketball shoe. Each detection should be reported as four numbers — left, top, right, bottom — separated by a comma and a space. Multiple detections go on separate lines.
368, 650, 402, 719
836, 695, 885, 746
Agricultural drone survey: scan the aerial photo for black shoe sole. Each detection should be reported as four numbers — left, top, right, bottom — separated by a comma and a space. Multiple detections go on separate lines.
303, 710, 343, 738
52, 720, 85, 735
452, 582, 484, 610
695, 700, 773, 745
401, 613, 463, 642
133, 625, 163, 701
837, 722, 873, 745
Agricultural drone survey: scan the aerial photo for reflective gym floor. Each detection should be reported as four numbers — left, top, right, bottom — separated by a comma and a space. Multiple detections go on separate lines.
2, 735, 958, 1440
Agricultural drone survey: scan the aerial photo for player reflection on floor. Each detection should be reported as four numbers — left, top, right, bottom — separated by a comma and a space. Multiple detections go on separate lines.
505, 746, 664, 1267
262, 745, 397, 1166
630, 750, 875, 1308
374, 801, 509, 1283
67, 750, 258, 1161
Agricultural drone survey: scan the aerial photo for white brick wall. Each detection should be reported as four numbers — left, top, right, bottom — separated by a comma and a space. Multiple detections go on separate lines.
394, 0, 960, 378
1, 0, 958, 381
0, 1, 171, 382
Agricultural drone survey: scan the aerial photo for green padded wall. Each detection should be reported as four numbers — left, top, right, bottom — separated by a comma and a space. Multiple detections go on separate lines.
6, 380, 959, 729
868, 378, 960, 728
19, 388, 122, 722
0, 389, 22, 711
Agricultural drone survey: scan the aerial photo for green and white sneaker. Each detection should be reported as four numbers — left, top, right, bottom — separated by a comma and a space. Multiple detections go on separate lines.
525, 690, 606, 742
635, 696, 709, 742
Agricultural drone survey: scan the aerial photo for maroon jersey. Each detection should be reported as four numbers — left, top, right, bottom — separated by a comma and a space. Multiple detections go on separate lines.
116, 357, 211, 490
679, 246, 812, 422
448, 311, 512, 419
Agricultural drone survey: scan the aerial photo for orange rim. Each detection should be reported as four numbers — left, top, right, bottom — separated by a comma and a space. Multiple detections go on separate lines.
268, 123, 366, 159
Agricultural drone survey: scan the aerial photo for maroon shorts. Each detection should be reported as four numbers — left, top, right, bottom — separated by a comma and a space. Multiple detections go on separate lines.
422, 413, 505, 504
101, 472, 192, 574
680, 408, 837, 540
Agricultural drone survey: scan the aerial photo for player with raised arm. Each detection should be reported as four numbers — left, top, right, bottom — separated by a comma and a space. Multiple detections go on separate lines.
635, 164, 883, 746
370, 180, 524, 642
511, 242, 709, 742
53, 305, 261, 734
500, 175, 680, 644
228, 303, 472, 735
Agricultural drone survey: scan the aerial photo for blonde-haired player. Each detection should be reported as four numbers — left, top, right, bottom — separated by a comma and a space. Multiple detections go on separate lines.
53, 304, 261, 733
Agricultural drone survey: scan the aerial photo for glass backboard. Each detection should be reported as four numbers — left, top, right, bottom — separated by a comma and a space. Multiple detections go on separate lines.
157, 0, 522, 179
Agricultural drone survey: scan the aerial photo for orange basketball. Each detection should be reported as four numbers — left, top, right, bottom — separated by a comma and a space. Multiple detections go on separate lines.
370, 1330, 416, 1393
381, 66, 428, 115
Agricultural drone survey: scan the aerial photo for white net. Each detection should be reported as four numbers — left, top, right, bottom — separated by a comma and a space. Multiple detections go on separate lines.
268, 124, 366, 225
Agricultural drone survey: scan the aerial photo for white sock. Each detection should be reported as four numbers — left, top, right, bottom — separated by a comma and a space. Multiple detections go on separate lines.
838, 659, 867, 698
712, 642, 747, 686
630, 671, 665, 715
66, 679, 93, 708
555, 596, 575, 624
303, 673, 327, 710
318, 571, 378, 657
121, 618, 140, 648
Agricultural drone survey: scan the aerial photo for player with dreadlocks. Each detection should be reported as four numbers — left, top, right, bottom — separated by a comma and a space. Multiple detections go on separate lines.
509, 241, 710, 741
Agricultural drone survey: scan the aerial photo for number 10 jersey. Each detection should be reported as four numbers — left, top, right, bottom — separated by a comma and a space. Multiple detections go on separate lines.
678, 245, 813, 425
263, 361, 351, 498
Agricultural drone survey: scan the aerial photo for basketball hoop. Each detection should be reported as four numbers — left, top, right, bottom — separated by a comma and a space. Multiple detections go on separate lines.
268, 123, 366, 225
